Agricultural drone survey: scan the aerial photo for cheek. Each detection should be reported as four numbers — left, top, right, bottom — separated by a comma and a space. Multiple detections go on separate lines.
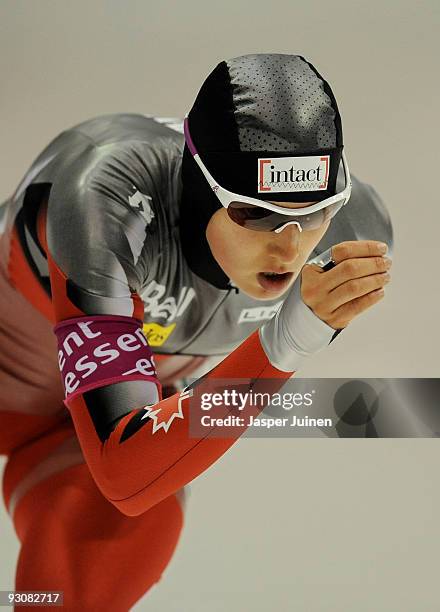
304, 220, 331, 247
206, 211, 239, 270
206, 211, 263, 273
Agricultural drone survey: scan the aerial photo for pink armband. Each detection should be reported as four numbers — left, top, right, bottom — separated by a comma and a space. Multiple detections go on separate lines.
54, 315, 159, 401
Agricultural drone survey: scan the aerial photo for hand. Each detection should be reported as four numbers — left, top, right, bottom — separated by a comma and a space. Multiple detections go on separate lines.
301, 241, 392, 330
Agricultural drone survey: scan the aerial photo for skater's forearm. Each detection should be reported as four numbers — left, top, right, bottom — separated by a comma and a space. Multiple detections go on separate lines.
63, 329, 293, 516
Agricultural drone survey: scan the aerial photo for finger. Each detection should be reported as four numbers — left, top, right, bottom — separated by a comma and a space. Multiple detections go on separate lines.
331, 240, 388, 264
323, 255, 392, 291
302, 263, 326, 275
327, 287, 386, 329
326, 272, 391, 311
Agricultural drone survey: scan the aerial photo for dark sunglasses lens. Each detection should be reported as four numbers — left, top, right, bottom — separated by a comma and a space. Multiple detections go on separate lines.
228, 198, 346, 232
227, 202, 277, 231
296, 198, 346, 231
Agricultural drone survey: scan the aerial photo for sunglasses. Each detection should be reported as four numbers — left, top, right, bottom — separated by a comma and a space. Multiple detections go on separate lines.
184, 116, 352, 233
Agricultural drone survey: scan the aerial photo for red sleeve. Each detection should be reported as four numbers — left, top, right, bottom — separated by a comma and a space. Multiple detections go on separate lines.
42, 199, 295, 517
65, 330, 292, 516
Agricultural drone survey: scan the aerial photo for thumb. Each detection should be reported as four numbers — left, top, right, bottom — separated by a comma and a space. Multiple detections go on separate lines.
299, 263, 325, 302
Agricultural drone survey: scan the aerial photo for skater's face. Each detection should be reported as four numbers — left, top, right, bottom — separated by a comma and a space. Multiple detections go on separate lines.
206, 201, 331, 300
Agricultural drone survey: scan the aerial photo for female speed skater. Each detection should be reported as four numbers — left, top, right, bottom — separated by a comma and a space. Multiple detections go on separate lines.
0, 53, 393, 610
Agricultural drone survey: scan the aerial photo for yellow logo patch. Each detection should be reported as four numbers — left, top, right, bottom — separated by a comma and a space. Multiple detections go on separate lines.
142, 322, 176, 347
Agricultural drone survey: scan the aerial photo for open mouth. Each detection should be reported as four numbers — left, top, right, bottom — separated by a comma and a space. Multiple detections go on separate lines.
257, 271, 294, 293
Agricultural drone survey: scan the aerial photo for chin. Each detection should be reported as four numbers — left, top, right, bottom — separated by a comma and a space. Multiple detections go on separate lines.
256, 288, 290, 301
238, 281, 295, 301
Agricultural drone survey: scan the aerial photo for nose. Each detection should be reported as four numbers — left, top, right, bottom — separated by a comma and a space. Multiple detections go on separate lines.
267, 223, 301, 264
